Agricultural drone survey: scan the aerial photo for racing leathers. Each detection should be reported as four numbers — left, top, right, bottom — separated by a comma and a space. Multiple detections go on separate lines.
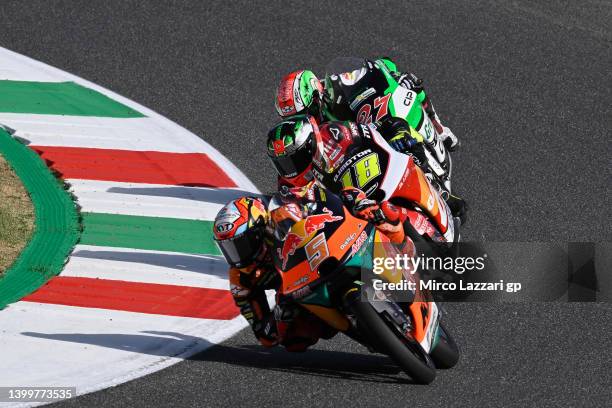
228, 182, 416, 351
228, 251, 280, 348
323, 57, 458, 150
307, 119, 466, 223
226, 186, 338, 351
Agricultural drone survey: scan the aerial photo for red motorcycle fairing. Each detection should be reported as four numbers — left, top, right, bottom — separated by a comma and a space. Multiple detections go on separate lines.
388, 153, 454, 242
313, 121, 456, 243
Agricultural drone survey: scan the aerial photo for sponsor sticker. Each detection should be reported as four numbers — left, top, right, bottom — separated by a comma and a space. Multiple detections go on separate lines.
349, 87, 376, 110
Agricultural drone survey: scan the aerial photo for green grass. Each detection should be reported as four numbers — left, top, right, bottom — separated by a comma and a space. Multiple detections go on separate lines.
0, 153, 34, 274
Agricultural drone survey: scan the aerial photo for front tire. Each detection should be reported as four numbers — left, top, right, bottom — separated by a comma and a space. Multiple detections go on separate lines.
350, 296, 436, 384
430, 322, 459, 369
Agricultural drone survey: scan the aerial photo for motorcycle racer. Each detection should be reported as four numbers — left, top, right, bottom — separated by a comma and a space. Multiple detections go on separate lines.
213, 196, 281, 348
267, 114, 427, 188
266, 115, 466, 220
213, 187, 415, 351
274, 57, 459, 150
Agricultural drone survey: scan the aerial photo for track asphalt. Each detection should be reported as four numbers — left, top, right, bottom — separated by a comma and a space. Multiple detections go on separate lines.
1, 1, 610, 406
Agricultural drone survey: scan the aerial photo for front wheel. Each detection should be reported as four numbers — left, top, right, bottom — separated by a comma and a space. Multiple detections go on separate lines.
430, 322, 459, 369
349, 296, 436, 384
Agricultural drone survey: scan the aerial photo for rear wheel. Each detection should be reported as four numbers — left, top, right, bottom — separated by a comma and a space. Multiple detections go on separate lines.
349, 294, 436, 384
430, 322, 459, 369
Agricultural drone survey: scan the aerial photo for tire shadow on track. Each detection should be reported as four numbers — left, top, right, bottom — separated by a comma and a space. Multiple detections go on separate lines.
106, 186, 255, 204
22, 330, 408, 384
189, 341, 411, 385
21, 331, 212, 357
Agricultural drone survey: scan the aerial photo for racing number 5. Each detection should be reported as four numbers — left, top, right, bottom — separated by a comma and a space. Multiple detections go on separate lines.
356, 94, 391, 124
305, 233, 329, 271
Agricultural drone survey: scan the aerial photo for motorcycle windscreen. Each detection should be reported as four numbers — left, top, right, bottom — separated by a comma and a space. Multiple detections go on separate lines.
325, 56, 366, 79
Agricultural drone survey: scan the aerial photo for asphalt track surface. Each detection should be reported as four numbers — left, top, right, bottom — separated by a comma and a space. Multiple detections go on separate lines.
1, 1, 611, 407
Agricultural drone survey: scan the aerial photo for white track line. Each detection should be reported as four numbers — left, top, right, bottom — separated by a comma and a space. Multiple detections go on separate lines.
64, 245, 231, 290
0, 302, 246, 403
68, 180, 253, 221
0, 46, 257, 404
0, 113, 211, 153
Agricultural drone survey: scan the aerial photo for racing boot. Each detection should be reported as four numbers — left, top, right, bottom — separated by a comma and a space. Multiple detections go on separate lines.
439, 124, 460, 152
423, 174, 467, 226
446, 194, 468, 226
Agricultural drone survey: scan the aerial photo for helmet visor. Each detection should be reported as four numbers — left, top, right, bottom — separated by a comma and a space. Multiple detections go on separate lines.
269, 135, 315, 179
216, 228, 263, 268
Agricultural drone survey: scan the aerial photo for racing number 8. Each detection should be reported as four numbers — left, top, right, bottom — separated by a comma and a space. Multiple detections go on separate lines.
355, 153, 381, 187
340, 152, 381, 189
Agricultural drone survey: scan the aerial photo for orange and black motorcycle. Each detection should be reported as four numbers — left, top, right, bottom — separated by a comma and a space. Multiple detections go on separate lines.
271, 191, 459, 384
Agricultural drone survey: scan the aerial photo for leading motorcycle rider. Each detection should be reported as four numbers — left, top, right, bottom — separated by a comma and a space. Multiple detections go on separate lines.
213, 186, 409, 351
266, 114, 466, 221
274, 57, 459, 151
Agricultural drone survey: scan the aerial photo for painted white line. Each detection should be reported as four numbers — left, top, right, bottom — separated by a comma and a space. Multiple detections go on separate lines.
0, 47, 257, 192
0, 113, 210, 153
64, 245, 230, 290
0, 58, 63, 82
0, 46, 259, 403
0, 301, 247, 402
69, 180, 252, 221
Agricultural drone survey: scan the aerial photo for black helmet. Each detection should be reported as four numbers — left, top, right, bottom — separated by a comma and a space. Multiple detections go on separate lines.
266, 115, 319, 187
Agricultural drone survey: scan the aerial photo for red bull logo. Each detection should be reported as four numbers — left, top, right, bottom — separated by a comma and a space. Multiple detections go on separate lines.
303, 208, 343, 234
277, 208, 343, 269
277, 232, 303, 270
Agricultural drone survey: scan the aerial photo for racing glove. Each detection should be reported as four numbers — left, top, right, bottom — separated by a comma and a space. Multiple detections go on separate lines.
409, 142, 428, 168
387, 129, 418, 154
375, 117, 416, 154
354, 199, 386, 225
340, 187, 385, 225
395, 72, 424, 93
376, 117, 428, 169
375, 201, 408, 244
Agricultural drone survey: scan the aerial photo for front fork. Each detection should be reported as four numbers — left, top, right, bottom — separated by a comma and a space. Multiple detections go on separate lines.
362, 284, 441, 354
343, 284, 418, 351
419, 113, 453, 194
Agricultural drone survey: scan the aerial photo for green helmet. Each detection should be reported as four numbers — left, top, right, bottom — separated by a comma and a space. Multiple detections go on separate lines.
275, 70, 324, 118
266, 115, 319, 186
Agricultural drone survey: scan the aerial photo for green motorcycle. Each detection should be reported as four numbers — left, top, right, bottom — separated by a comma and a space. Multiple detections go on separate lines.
324, 57, 453, 195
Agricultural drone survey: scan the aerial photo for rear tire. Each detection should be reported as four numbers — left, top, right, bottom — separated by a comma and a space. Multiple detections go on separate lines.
430, 322, 459, 369
350, 296, 436, 384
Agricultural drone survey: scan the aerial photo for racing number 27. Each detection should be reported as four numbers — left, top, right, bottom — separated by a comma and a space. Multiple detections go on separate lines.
340, 152, 381, 189
356, 94, 391, 124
